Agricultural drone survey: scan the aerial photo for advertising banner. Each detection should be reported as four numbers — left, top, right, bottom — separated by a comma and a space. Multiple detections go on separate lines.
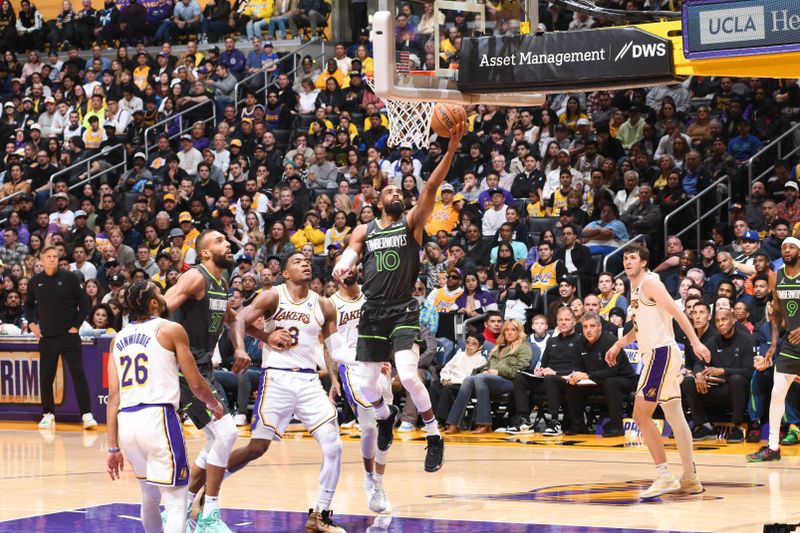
458, 27, 675, 93
683, 0, 800, 59
0, 337, 112, 423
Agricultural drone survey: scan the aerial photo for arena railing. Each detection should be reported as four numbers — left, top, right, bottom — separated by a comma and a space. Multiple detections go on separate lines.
233, 38, 326, 115
663, 174, 731, 254
747, 122, 800, 192
143, 99, 217, 161
48, 143, 128, 195
0, 191, 31, 225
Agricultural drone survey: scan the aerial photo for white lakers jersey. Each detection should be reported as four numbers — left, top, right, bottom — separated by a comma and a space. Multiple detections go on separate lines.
262, 284, 325, 370
113, 318, 179, 409
630, 272, 675, 352
329, 289, 364, 350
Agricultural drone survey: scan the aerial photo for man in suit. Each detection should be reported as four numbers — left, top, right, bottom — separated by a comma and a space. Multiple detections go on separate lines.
556, 224, 593, 296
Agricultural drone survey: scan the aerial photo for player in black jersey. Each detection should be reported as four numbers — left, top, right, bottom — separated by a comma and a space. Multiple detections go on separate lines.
165, 230, 254, 532
333, 120, 467, 473
748, 237, 800, 463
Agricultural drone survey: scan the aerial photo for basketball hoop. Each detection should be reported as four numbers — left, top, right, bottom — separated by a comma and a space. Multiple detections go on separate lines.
364, 74, 434, 150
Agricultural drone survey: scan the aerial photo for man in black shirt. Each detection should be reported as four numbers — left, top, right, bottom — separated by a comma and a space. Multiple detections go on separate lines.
24, 246, 94, 430
512, 306, 582, 435
680, 308, 755, 443
565, 312, 637, 437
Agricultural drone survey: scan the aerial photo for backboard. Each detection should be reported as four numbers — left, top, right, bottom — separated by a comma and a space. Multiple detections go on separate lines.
371, 0, 546, 106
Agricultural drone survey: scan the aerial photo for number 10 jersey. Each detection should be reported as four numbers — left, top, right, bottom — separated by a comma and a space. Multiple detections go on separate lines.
362, 215, 421, 303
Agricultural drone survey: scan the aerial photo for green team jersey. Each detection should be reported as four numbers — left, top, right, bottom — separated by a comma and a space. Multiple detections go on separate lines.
362, 215, 420, 303
178, 264, 228, 366
777, 265, 800, 357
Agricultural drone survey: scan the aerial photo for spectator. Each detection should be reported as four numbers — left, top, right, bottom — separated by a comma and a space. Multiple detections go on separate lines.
565, 312, 636, 436
582, 203, 629, 256
546, 275, 577, 328
290, 0, 327, 39
681, 308, 755, 443
445, 319, 531, 433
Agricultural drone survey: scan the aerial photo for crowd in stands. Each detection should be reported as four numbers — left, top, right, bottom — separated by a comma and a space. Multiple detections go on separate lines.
1, 0, 800, 442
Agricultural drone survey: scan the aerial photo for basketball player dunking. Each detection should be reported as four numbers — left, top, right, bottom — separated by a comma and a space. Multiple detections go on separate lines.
332, 121, 467, 473
747, 237, 800, 462
226, 252, 348, 533
605, 243, 711, 499
107, 281, 224, 533
164, 230, 252, 532
329, 257, 394, 514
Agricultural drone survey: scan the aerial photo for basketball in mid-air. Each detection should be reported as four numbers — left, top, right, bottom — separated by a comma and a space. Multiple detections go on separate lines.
431, 103, 467, 137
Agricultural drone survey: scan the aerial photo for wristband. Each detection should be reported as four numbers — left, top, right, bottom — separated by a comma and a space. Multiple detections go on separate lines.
107, 447, 120, 453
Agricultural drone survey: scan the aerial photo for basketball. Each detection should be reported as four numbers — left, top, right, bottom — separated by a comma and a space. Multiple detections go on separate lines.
431, 103, 467, 137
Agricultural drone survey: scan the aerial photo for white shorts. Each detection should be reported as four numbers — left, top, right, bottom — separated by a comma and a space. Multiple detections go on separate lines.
339, 362, 393, 414
118, 404, 189, 487
251, 369, 337, 441
636, 344, 684, 404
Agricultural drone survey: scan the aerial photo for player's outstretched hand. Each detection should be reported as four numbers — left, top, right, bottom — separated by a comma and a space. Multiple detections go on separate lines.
232, 349, 252, 374
210, 400, 225, 421
106, 451, 124, 481
448, 120, 468, 149
267, 329, 293, 351
605, 342, 621, 367
692, 341, 711, 363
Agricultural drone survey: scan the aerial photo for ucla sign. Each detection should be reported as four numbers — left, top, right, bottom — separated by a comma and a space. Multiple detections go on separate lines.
683, 0, 800, 59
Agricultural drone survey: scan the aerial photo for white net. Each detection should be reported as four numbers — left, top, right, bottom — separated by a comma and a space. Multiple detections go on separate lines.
365, 75, 435, 150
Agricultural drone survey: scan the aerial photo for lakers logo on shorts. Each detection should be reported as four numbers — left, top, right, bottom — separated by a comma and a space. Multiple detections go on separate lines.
645, 387, 657, 400
179, 467, 188, 481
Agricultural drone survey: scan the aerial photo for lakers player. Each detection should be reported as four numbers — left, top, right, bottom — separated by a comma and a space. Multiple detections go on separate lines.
226, 252, 348, 533
332, 120, 467, 473
747, 237, 800, 462
328, 261, 393, 514
605, 242, 711, 499
106, 281, 225, 533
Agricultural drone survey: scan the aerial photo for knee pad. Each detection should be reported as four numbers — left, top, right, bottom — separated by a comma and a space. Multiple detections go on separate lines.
394, 348, 420, 385
355, 362, 385, 404
206, 414, 239, 468
356, 404, 378, 430
375, 447, 389, 466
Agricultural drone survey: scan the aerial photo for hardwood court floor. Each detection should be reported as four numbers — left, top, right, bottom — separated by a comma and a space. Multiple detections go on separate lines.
1, 421, 799, 532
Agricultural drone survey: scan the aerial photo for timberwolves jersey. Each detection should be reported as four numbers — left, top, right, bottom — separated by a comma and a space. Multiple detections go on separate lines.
362, 215, 420, 302
113, 318, 179, 409
330, 289, 364, 350
630, 272, 675, 352
178, 264, 228, 366
262, 284, 324, 370
776, 266, 800, 357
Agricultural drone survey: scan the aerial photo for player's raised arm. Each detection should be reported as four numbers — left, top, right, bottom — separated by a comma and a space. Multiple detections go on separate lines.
332, 223, 366, 283
164, 268, 203, 311
643, 276, 711, 363
408, 121, 467, 231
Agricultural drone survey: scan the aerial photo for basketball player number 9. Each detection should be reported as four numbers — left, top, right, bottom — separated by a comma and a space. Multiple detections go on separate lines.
120, 353, 149, 388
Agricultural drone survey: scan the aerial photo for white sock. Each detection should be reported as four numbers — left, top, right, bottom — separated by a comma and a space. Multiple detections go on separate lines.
423, 415, 440, 437
187, 490, 196, 508
375, 402, 390, 420
204, 495, 219, 516
656, 463, 670, 477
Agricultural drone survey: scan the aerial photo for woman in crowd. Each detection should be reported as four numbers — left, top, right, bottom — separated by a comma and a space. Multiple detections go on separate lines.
493, 242, 527, 299
260, 220, 296, 263
429, 332, 487, 425
324, 211, 350, 250
455, 272, 498, 319
314, 194, 335, 229
445, 319, 532, 434
421, 241, 448, 291
80, 303, 116, 336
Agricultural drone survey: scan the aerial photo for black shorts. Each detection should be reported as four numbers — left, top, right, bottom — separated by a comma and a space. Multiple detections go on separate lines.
356, 298, 420, 363
776, 350, 800, 376
179, 360, 224, 429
